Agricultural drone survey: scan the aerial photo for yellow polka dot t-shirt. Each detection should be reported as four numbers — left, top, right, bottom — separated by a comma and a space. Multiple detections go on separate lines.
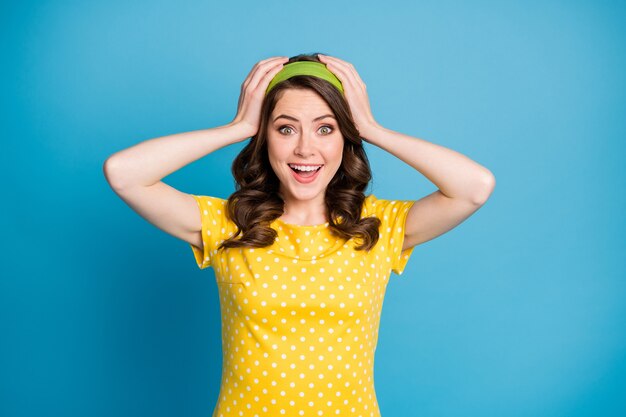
189, 194, 415, 417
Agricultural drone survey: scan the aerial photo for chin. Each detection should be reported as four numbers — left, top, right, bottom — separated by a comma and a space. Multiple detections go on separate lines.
286, 186, 326, 201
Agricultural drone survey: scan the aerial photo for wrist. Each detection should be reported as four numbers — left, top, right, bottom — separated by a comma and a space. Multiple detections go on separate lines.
359, 121, 385, 143
225, 120, 257, 142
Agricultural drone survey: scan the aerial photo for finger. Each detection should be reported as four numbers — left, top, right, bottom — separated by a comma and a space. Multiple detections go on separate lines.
249, 56, 289, 76
319, 54, 353, 68
319, 55, 366, 91
327, 59, 366, 90
241, 57, 287, 93
238, 57, 286, 111
241, 56, 287, 91
247, 58, 289, 94
241, 56, 288, 92
323, 60, 363, 94
238, 61, 286, 114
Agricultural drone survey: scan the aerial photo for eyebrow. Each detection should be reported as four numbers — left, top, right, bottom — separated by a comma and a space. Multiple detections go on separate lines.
272, 114, 336, 123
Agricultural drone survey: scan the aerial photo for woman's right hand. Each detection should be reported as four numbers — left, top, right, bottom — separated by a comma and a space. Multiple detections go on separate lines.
230, 56, 289, 140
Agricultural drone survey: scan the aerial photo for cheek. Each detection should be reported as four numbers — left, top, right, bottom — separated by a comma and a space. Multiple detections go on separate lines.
266, 138, 282, 161
267, 143, 289, 175
328, 142, 344, 163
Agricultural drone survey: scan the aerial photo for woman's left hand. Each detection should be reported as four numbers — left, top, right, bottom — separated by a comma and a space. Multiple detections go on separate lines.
317, 54, 381, 141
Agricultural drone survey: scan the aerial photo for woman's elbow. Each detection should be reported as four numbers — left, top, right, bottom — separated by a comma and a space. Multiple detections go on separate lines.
472, 170, 496, 205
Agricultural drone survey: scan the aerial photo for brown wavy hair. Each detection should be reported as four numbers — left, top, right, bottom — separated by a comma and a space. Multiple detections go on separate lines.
218, 52, 380, 251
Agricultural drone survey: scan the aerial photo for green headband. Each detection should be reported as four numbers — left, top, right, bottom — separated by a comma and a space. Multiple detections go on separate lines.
265, 61, 344, 95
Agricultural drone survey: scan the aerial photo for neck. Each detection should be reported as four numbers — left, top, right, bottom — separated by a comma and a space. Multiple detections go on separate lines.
278, 192, 327, 225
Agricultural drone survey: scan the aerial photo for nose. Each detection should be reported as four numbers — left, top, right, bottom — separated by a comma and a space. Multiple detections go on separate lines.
294, 130, 315, 157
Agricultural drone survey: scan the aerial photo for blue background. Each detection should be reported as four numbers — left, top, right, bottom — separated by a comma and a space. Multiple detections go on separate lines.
2, 0, 625, 416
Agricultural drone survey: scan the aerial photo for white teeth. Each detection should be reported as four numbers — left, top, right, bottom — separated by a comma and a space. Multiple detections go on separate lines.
289, 164, 322, 172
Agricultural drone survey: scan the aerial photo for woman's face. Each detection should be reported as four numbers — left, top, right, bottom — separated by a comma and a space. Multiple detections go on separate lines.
267, 88, 344, 206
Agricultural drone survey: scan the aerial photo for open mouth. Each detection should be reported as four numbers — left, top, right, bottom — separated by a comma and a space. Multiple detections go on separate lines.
288, 164, 323, 181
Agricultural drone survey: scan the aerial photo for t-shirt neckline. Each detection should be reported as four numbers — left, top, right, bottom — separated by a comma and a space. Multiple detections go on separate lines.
273, 217, 330, 229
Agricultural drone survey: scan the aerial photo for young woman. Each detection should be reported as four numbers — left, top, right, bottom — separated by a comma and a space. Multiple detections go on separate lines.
104, 52, 495, 416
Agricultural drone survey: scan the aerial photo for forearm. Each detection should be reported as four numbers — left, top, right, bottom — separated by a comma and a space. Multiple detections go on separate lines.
104, 122, 251, 189
362, 124, 495, 203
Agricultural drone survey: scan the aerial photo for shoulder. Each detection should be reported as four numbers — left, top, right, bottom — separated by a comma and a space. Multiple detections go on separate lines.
191, 195, 232, 228
191, 195, 229, 216
361, 194, 404, 214
188, 195, 233, 270
191, 195, 228, 208
362, 194, 415, 223
361, 194, 378, 216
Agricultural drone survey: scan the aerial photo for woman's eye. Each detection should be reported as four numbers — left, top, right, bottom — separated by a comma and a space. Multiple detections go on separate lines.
278, 125, 333, 135
319, 125, 333, 135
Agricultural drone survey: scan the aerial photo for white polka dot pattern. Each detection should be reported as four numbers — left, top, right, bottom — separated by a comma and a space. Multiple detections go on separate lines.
189, 195, 415, 416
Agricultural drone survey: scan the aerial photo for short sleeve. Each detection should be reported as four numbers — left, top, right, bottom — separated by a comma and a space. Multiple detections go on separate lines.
189, 195, 230, 270
365, 195, 416, 276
